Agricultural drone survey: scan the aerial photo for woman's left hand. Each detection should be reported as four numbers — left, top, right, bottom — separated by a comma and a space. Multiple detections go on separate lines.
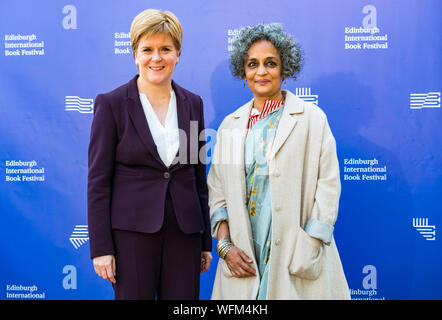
200, 251, 213, 273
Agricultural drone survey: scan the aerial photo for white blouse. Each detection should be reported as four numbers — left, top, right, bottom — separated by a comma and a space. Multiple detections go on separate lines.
139, 91, 179, 167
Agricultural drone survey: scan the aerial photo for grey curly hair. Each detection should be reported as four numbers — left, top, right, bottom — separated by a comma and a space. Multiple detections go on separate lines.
230, 23, 303, 80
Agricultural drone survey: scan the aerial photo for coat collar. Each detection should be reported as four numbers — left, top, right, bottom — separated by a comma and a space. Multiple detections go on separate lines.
231, 90, 304, 160
232, 90, 304, 119
125, 75, 190, 168
270, 90, 303, 159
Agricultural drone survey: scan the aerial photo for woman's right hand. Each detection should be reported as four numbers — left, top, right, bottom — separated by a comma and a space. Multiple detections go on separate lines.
224, 246, 257, 278
216, 220, 256, 278
93, 255, 116, 284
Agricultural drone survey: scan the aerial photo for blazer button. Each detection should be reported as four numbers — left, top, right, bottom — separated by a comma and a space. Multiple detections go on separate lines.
163, 172, 170, 179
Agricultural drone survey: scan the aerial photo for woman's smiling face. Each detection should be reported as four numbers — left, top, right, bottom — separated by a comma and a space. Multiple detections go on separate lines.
243, 40, 283, 100
134, 32, 179, 87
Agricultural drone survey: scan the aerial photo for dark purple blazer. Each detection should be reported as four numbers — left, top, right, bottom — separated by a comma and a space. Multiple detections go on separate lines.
87, 75, 211, 258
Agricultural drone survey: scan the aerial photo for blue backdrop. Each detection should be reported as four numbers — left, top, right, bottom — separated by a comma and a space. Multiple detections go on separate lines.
1, 0, 441, 300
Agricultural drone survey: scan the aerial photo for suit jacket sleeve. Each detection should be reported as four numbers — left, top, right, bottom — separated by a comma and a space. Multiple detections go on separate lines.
87, 94, 117, 258
195, 96, 212, 252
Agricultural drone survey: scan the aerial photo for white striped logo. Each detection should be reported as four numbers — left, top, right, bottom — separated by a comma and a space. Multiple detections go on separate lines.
294, 88, 318, 106
410, 92, 440, 109
69, 225, 89, 249
65, 96, 94, 113
413, 218, 436, 241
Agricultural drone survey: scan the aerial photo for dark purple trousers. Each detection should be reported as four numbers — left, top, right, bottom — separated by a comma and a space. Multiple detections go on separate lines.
111, 190, 202, 300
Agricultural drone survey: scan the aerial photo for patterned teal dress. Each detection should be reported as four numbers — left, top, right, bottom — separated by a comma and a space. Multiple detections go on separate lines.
244, 106, 283, 299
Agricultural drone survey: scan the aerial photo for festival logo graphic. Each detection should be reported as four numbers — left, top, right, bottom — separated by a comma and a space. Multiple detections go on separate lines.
413, 218, 436, 241
4, 33, 45, 56
114, 31, 131, 55
62, 5, 77, 30
294, 88, 318, 105
65, 96, 94, 113
69, 225, 89, 249
344, 4, 389, 50
350, 265, 385, 300
62, 265, 77, 290
5, 285, 45, 299
409, 92, 441, 109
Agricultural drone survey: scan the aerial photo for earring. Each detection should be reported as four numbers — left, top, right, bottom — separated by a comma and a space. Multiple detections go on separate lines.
284, 79, 287, 88
243, 80, 246, 88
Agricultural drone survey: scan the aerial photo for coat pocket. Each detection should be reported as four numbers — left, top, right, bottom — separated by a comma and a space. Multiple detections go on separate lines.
220, 259, 233, 278
288, 228, 324, 280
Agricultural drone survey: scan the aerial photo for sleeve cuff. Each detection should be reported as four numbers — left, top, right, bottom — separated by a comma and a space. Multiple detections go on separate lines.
305, 218, 334, 245
210, 207, 229, 238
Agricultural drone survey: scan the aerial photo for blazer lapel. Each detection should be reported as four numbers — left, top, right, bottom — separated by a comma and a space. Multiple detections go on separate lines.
269, 90, 304, 160
125, 75, 166, 168
172, 81, 190, 166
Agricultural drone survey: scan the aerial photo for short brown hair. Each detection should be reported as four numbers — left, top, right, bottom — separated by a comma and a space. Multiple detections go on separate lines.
130, 9, 183, 58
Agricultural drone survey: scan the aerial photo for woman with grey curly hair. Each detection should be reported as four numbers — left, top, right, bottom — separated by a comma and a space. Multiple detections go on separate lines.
229, 23, 303, 81
208, 23, 350, 299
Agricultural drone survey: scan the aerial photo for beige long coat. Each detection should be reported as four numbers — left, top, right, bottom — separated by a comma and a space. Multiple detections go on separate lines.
207, 90, 350, 300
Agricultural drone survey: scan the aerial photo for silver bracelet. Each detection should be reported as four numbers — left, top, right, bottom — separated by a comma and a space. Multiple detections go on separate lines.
216, 236, 234, 259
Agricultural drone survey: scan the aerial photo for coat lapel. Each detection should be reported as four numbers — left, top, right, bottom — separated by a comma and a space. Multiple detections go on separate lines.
269, 90, 304, 160
125, 75, 166, 168
227, 100, 255, 248
230, 100, 254, 227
